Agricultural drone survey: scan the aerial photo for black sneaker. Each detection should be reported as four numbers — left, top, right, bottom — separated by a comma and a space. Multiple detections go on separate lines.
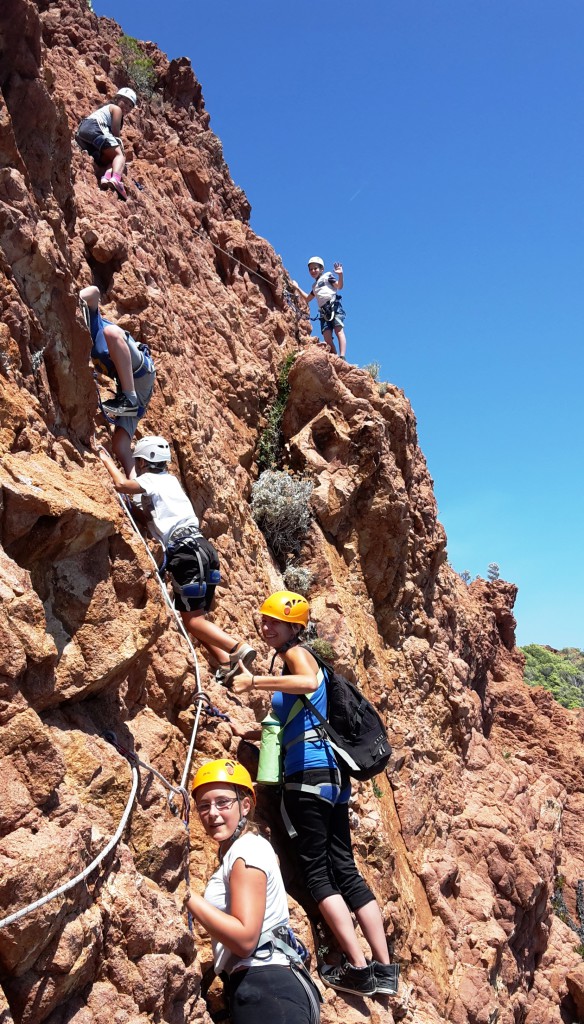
318, 957, 376, 996
371, 961, 399, 995
101, 393, 139, 416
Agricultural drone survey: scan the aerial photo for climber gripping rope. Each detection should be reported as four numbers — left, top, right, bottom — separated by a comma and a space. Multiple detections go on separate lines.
291, 257, 347, 359
75, 87, 137, 201
80, 285, 156, 476
230, 591, 399, 998
186, 759, 321, 1024
98, 436, 256, 682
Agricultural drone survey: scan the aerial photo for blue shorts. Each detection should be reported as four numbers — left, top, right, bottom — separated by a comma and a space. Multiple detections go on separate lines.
319, 297, 346, 335
90, 309, 156, 438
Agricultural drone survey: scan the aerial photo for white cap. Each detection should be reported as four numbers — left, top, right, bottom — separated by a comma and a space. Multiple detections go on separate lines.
307, 256, 324, 269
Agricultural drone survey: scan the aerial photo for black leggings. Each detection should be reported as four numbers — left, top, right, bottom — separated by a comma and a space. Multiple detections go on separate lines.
283, 772, 375, 910
228, 965, 314, 1024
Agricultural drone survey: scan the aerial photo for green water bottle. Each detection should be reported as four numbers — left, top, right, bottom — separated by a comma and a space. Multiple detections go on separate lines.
256, 713, 283, 785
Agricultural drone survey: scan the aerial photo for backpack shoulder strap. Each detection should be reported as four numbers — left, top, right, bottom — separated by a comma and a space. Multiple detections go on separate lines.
297, 646, 361, 773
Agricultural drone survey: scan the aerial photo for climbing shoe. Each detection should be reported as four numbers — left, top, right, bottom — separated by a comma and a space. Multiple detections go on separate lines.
101, 393, 139, 416
318, 957, 376, 996
109, 176, 128, 201
99, 173, 112, 190
370, 961, 399, 995
216, 644, 257, 686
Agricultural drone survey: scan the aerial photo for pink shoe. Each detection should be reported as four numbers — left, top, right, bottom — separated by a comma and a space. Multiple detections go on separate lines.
109, 176, 127, 202
99, 172, 112, 190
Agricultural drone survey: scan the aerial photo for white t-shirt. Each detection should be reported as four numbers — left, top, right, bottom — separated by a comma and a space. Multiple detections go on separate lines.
138, 472, 199, 547
204, 832, 290, 975
87, 103, 114, 131
310, 271, 338, 308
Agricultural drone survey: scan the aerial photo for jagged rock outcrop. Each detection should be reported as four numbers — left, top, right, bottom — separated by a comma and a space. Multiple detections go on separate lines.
1, 2, 583, 1023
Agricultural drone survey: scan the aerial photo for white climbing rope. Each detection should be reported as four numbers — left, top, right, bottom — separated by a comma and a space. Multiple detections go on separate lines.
0, 759, 139, 931
0, 488, 220, 932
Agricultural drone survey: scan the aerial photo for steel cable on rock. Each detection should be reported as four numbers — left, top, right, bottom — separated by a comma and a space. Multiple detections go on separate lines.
193, 227, 320, 326
0, 757, 139, 931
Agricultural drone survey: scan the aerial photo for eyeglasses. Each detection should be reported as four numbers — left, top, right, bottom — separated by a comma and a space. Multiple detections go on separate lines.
196, 797, 238, 816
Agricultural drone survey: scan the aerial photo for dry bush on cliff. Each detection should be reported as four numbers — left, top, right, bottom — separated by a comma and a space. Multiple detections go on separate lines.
282, 564, 314, 595
251, 470, 313, 557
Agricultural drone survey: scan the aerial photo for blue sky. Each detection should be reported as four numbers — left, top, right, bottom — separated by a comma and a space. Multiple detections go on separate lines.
94, 0, 584, 649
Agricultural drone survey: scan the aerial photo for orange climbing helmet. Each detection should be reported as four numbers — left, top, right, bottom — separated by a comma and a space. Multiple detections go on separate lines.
192, 759, 256, 803
259, 590, 310, 627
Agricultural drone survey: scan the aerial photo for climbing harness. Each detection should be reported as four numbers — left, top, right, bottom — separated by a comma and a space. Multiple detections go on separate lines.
223, 922, 322, 1024
0, 748, 140, 931
166, 527, 221, 600
283, 288, 320, 323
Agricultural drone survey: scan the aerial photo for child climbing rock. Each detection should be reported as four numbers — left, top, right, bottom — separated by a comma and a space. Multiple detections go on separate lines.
80, 285, 156, 477
291, 257, 347, 358
230, 591, 399, 998
186, 759, 321, 1024
75, 87, 137, 201
98, 436, 256, 683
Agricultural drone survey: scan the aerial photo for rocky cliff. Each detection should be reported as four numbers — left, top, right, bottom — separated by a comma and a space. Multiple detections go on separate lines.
1, 2, 583, 1023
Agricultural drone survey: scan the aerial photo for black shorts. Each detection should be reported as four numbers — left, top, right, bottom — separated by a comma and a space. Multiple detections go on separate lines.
166, 535, 220, 613
227, 965, 316, 1024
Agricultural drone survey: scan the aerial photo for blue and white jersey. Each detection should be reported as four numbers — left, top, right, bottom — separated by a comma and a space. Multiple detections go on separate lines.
271, 663, 338, 775
310, 271, 338, 308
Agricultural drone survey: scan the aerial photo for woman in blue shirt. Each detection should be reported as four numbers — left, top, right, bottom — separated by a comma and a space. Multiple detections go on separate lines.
232, 591, 398, 999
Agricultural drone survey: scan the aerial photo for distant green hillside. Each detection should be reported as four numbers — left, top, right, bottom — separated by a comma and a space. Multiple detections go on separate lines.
521, 645, 584, 709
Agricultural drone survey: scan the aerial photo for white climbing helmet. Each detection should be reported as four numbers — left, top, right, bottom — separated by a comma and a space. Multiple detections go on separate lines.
307, 256, 324, 269
133, 436, 171, 463
115, 87, 137, 107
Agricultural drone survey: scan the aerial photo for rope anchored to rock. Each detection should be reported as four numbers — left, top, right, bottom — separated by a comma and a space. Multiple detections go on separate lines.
0, 747, 140, 931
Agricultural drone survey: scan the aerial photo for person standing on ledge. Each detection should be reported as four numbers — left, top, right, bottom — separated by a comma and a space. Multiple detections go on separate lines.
75, 87, 137, 201
291, 257, 347, 359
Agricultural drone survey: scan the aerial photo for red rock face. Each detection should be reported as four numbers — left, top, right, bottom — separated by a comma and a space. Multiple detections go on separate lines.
1, 2, 583, 1024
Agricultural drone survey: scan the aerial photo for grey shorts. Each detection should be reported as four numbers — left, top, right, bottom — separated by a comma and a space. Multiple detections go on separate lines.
76, 118, 119, 161
115, 334, 156, 438
319, 297, 346, 335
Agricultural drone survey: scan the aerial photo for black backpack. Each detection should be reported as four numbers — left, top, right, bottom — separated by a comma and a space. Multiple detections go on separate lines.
299, 646, 391, 781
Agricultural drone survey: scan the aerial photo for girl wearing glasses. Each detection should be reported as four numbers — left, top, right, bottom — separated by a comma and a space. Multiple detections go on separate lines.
185, 759, 320, 1024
